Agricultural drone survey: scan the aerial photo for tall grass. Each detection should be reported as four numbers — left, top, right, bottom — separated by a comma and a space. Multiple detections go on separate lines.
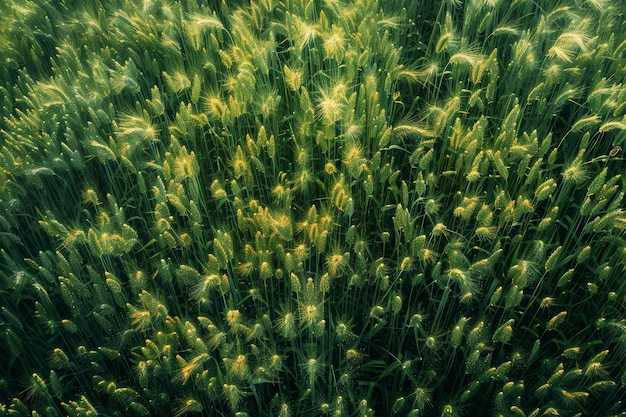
1, 0, 625, 416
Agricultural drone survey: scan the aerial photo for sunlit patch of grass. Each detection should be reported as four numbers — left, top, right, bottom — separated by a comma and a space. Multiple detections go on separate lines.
0, 0, 626, 416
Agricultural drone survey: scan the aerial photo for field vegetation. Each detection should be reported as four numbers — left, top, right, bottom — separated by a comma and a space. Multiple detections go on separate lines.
1, 0, 625, 416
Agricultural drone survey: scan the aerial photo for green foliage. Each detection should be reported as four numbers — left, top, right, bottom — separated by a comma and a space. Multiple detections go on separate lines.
1, 0, 626, 416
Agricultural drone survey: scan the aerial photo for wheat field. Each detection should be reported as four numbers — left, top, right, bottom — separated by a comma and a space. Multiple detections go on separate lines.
0, 0, 625, 416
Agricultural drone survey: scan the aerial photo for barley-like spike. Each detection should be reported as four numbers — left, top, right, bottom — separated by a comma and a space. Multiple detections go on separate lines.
493, 319, 515, 344
556, 268, 575, 288
547, 311, 567, 331
572, 114, 601, 132
544, 245, 563, 272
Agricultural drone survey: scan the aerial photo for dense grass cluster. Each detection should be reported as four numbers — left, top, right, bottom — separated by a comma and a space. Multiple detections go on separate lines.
1, 0, 626, 415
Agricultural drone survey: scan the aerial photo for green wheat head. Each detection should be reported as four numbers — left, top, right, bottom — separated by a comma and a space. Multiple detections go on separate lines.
1, 0, 626, 416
